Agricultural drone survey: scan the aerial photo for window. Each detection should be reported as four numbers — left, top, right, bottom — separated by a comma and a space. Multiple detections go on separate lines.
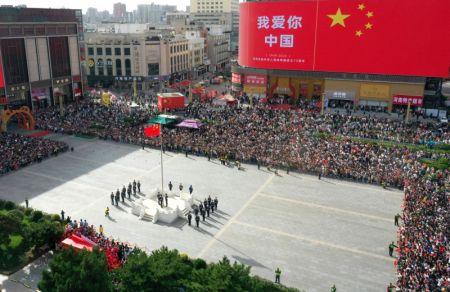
105, 48, 112, 55
49, 37, 71, 78
106, 59, 113, 76
115, 59, 122, 76
115, 48, 121, 55
97, 58, 104, 76
124, 48, 130, 55
96, 47, 103, 55
88, 47, 94, 55
148, 63, 159, 76
125, 59, 131, 76
1, 39, 29, 85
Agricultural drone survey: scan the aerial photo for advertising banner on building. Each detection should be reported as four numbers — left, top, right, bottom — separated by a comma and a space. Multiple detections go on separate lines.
232, 73, 242, 84
392, 95, 423, 106
0, 57, 4, 88
244, 74, 267, 86
239, 0, 450, 77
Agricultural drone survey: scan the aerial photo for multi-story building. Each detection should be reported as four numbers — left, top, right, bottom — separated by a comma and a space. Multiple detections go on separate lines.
185, 31, 205, 79
84, 32, 197, 90
0, 7, 84, 110
190, 0, 239, 52
136, 4, 177, 25
206, 30, 230, 72
113, 3, 127, 22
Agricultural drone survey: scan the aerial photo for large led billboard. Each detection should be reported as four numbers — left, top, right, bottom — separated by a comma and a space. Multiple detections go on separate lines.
239, 0, 450, 77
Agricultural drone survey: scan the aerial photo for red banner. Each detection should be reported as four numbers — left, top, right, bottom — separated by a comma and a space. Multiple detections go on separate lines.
231, 73, 241, 84
239, 0, 450, 78
244, 74, 267, 86
0, 57, 4, 88
393, 95, 423, 106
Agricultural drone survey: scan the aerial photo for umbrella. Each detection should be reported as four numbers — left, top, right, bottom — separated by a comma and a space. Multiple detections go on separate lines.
176, 119, 203, 129
146, 115, 177, 125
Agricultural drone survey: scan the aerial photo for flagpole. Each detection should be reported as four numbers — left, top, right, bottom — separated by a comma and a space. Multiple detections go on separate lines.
160, 125, 164, 195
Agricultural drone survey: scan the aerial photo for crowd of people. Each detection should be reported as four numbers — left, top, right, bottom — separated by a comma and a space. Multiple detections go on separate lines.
25, 97, 450, 290
395, 163, 449, 290
0, 132, 68, 176
63, 218, 135, 271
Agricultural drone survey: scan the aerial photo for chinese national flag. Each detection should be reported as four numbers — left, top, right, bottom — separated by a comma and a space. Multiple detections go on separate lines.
315, 0, 450, 77
144, 124, 160, 137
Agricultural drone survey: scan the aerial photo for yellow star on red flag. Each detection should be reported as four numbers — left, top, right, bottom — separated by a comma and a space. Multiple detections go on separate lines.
358, 4, 365, 11
328, 8, 350, 27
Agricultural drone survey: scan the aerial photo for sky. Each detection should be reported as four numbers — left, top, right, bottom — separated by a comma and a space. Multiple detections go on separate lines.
1, 0, 191, 13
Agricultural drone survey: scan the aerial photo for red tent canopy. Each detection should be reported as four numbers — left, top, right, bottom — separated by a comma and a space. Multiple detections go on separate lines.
178, 80, 191, 87
61, 234, 96, 251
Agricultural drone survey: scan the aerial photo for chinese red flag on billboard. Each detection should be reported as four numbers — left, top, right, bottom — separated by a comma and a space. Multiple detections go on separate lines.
144, 124, 160, 137
239, 0, 450, 78
315, 0, 450, 77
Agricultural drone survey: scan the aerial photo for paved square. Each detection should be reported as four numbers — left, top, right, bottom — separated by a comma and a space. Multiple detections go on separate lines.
0, 135, 402, 291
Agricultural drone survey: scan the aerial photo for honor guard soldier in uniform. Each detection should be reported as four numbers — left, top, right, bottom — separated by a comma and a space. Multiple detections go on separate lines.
201, 208, 206, 221
206, 204, 210, 217
60, 210, 65, 221
137, 181, 141, 193
121, 188, 125, 203
214, 197, 219, 210
199, 202, 204, 213
110, 192, 114, 205
208, 195, 212, 207
189, 185, 193, 194
195, 213, 200, 227
165, 193, 168, 207
187, 211, 192, 226
127, 185, 132, 199
133, 181, 137, 195
168, 181, 173, 191
115, 189, 120, 206
204, 198, 208, 208
179, 183, 184, 192
194, 206, 199, 216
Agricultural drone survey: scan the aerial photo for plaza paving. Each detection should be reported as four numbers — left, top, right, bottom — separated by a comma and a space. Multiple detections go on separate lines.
0, 134, 402, 291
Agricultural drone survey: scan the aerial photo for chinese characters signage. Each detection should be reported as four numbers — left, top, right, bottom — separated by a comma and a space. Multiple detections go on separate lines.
239, 0, 450, 78
393, 95, 423, 106
325, 90, 356, 100
244, 75, 267, 86
360, 84, 390, 99
231, 73, 242, 84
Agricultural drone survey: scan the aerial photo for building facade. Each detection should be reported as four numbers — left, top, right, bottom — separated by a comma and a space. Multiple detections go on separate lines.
85, 32, 200, 90
0, 7, 84, 110
190, 0, 239, 52
136, 4, 177, 25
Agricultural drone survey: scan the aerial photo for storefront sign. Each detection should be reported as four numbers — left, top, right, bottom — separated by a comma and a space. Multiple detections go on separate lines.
115, 76, 143, 81
360, 84, 390, 99
243, 85, 267, 94
231, 73, 242, 84
325, 90, 355, 100
392, 95, 423, 106
244, 74, 267, 86
239, 0, 450, 78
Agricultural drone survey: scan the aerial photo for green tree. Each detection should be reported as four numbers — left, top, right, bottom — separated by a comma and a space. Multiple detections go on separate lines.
189, 256, 253, 291
117, 246, 194, 291
39, 247, 112, 292
0, 213, 22, 246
